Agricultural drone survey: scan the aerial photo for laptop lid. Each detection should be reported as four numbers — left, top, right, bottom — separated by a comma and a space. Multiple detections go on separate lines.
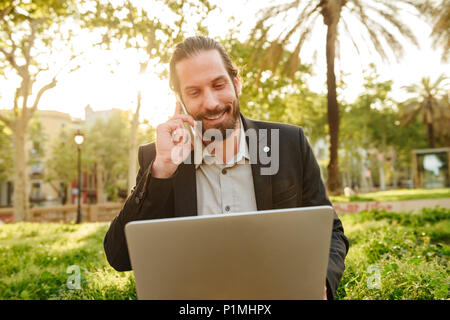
124, 205, 334, 300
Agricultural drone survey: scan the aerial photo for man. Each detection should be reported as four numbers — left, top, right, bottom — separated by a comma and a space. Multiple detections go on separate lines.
104, 36, 349, 300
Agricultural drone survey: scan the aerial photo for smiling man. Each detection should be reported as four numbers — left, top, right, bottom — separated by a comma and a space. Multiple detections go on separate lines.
104, 36, 349, 300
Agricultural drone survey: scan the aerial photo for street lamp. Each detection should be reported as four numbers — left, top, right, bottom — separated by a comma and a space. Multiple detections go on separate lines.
74, 130, 84, 224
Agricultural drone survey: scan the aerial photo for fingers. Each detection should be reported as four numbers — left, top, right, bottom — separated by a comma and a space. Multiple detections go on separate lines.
172, 100, 195, 126
165, 117, 189, 133
170, 113, 196, 128
163, 117, 191, 144
172, 127, 191, 144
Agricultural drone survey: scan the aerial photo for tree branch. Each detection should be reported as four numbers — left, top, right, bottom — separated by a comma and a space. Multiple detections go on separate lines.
0, 47, 24, 77
27, 77, 57, 119
0, 4, 23, 76
0, 16, 17, 53
0, 1, 14, 20
13, 86, 20, 117
23, 18, 44, 67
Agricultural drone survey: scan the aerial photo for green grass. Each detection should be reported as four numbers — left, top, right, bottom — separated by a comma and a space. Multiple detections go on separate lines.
330, 188, 450, 203
0, 222, 136, 300
336, 207, 449, 300
0, 207, 449, 300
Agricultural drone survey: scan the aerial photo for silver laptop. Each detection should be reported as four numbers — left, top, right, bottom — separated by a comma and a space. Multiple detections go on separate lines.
124, 205, 334, 300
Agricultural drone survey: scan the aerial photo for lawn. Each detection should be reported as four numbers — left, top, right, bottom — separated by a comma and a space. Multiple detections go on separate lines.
330, 188, 450, 203
0, 207, 448, 300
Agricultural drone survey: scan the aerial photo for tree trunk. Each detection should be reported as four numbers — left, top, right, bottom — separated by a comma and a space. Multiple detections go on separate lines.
360, 163, 369, 193
65, 182, 71, 205
128, 90, 141, 196
378, 137, 386, 191
391, 150, 398, 188
96, 162, 106, 203
12, 118, 30, 221
378, 156, 386, 191
325, 19, 341, 195
427, 122, 435, 148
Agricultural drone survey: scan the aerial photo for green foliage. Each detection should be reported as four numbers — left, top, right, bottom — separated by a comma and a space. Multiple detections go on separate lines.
42, 110, 157, 204
44, 126, 80, 204
222, 35, 327, 144
339, 64, 429, 189
0, 0, 80, 75
83, 110, 131, 201
336, 207, 449, 300
137, 120, 156, 146
0, 122, 13, 181
28, 116, 47, 162
80, 0, 215, 78
398, 74, 450, 148
417, 0, 450, 62
0, 207, 448, 300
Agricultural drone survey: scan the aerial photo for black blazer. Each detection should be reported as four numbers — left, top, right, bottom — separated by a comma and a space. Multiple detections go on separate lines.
104, 114, 349, 300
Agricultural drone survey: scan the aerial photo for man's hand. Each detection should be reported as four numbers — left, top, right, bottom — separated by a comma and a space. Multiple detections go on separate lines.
152, 102, 196, 178
323, 285, 327, 300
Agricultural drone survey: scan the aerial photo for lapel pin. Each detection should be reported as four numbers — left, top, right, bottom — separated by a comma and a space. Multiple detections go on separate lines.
263, 146, 270, 153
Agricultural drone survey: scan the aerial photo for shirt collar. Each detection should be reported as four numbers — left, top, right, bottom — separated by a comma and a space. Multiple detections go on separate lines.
195, 117, 249, 169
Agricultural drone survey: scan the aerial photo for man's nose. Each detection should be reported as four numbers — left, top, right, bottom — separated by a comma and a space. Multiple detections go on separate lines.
202, 88, 219, 111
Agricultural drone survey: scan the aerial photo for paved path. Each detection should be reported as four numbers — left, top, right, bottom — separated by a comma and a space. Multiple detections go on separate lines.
334, 198, 450, 215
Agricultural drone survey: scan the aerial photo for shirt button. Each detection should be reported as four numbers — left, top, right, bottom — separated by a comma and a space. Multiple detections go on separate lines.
225, 205, 230, 212
221, 168, 227, 175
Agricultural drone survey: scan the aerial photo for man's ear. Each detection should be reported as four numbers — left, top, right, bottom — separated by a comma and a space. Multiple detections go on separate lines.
233, 76, 242, 95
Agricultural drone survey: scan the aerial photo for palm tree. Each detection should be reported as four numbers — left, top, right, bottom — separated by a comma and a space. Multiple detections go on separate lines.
399, 74, 450, 148
248, 0, 420, 195
418, 0, 450, 62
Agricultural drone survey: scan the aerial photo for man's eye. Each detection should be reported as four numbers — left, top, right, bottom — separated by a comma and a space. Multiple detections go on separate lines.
214, 82, 225, 89
188, 91, 199, 97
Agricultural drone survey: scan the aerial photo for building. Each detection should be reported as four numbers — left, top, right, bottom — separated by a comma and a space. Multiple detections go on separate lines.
0, 105, 128, 208
84, 104, 122, 127
0, 109, 96, 207
29, 110, 77, 206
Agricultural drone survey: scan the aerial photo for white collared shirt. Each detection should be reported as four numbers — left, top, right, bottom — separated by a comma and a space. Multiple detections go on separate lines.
195, 117, 257, 216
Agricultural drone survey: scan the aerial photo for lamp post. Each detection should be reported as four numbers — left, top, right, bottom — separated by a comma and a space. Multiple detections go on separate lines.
74, 130, 84, 224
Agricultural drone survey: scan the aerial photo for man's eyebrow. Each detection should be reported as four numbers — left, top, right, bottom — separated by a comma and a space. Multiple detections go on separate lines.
211, 75, 228, 83
183, 75, 229, 91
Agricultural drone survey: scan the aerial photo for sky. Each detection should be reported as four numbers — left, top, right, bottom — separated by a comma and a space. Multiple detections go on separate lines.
1, 0, 448, 127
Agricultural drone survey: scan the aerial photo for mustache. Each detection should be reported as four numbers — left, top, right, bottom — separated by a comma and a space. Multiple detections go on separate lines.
198, 105, 231, 120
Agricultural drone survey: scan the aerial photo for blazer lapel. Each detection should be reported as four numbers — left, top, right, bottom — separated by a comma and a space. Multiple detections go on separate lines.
173, 151, 197, 217
172, 115, 274, 216
241, 115, 273, 210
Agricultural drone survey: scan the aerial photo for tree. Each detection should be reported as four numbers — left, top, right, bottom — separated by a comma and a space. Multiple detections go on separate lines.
81, 0, 214, 196
222, 34, 329, 145
418, 0, 450, 62
399, 74, 450, 148
44, 127, 79, 205
341, 65, 429, 191
0, 1, 80, 221
248, 0, 420, 194
83, 110, 130, 203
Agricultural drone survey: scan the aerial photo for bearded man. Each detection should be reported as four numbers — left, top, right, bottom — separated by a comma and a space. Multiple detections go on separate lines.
104, 36, 349, 300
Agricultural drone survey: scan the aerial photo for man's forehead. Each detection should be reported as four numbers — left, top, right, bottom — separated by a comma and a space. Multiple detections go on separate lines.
175, 50, 230, 88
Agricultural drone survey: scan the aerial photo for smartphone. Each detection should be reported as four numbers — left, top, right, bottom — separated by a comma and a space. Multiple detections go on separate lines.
176, 93, 195, 142
176, 94, 202, 165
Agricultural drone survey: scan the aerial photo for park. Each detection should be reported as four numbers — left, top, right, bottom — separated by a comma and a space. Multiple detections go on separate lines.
0, 0, 449, 301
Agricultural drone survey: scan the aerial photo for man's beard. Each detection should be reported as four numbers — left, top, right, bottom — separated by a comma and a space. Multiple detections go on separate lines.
198, 95, 241, 142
